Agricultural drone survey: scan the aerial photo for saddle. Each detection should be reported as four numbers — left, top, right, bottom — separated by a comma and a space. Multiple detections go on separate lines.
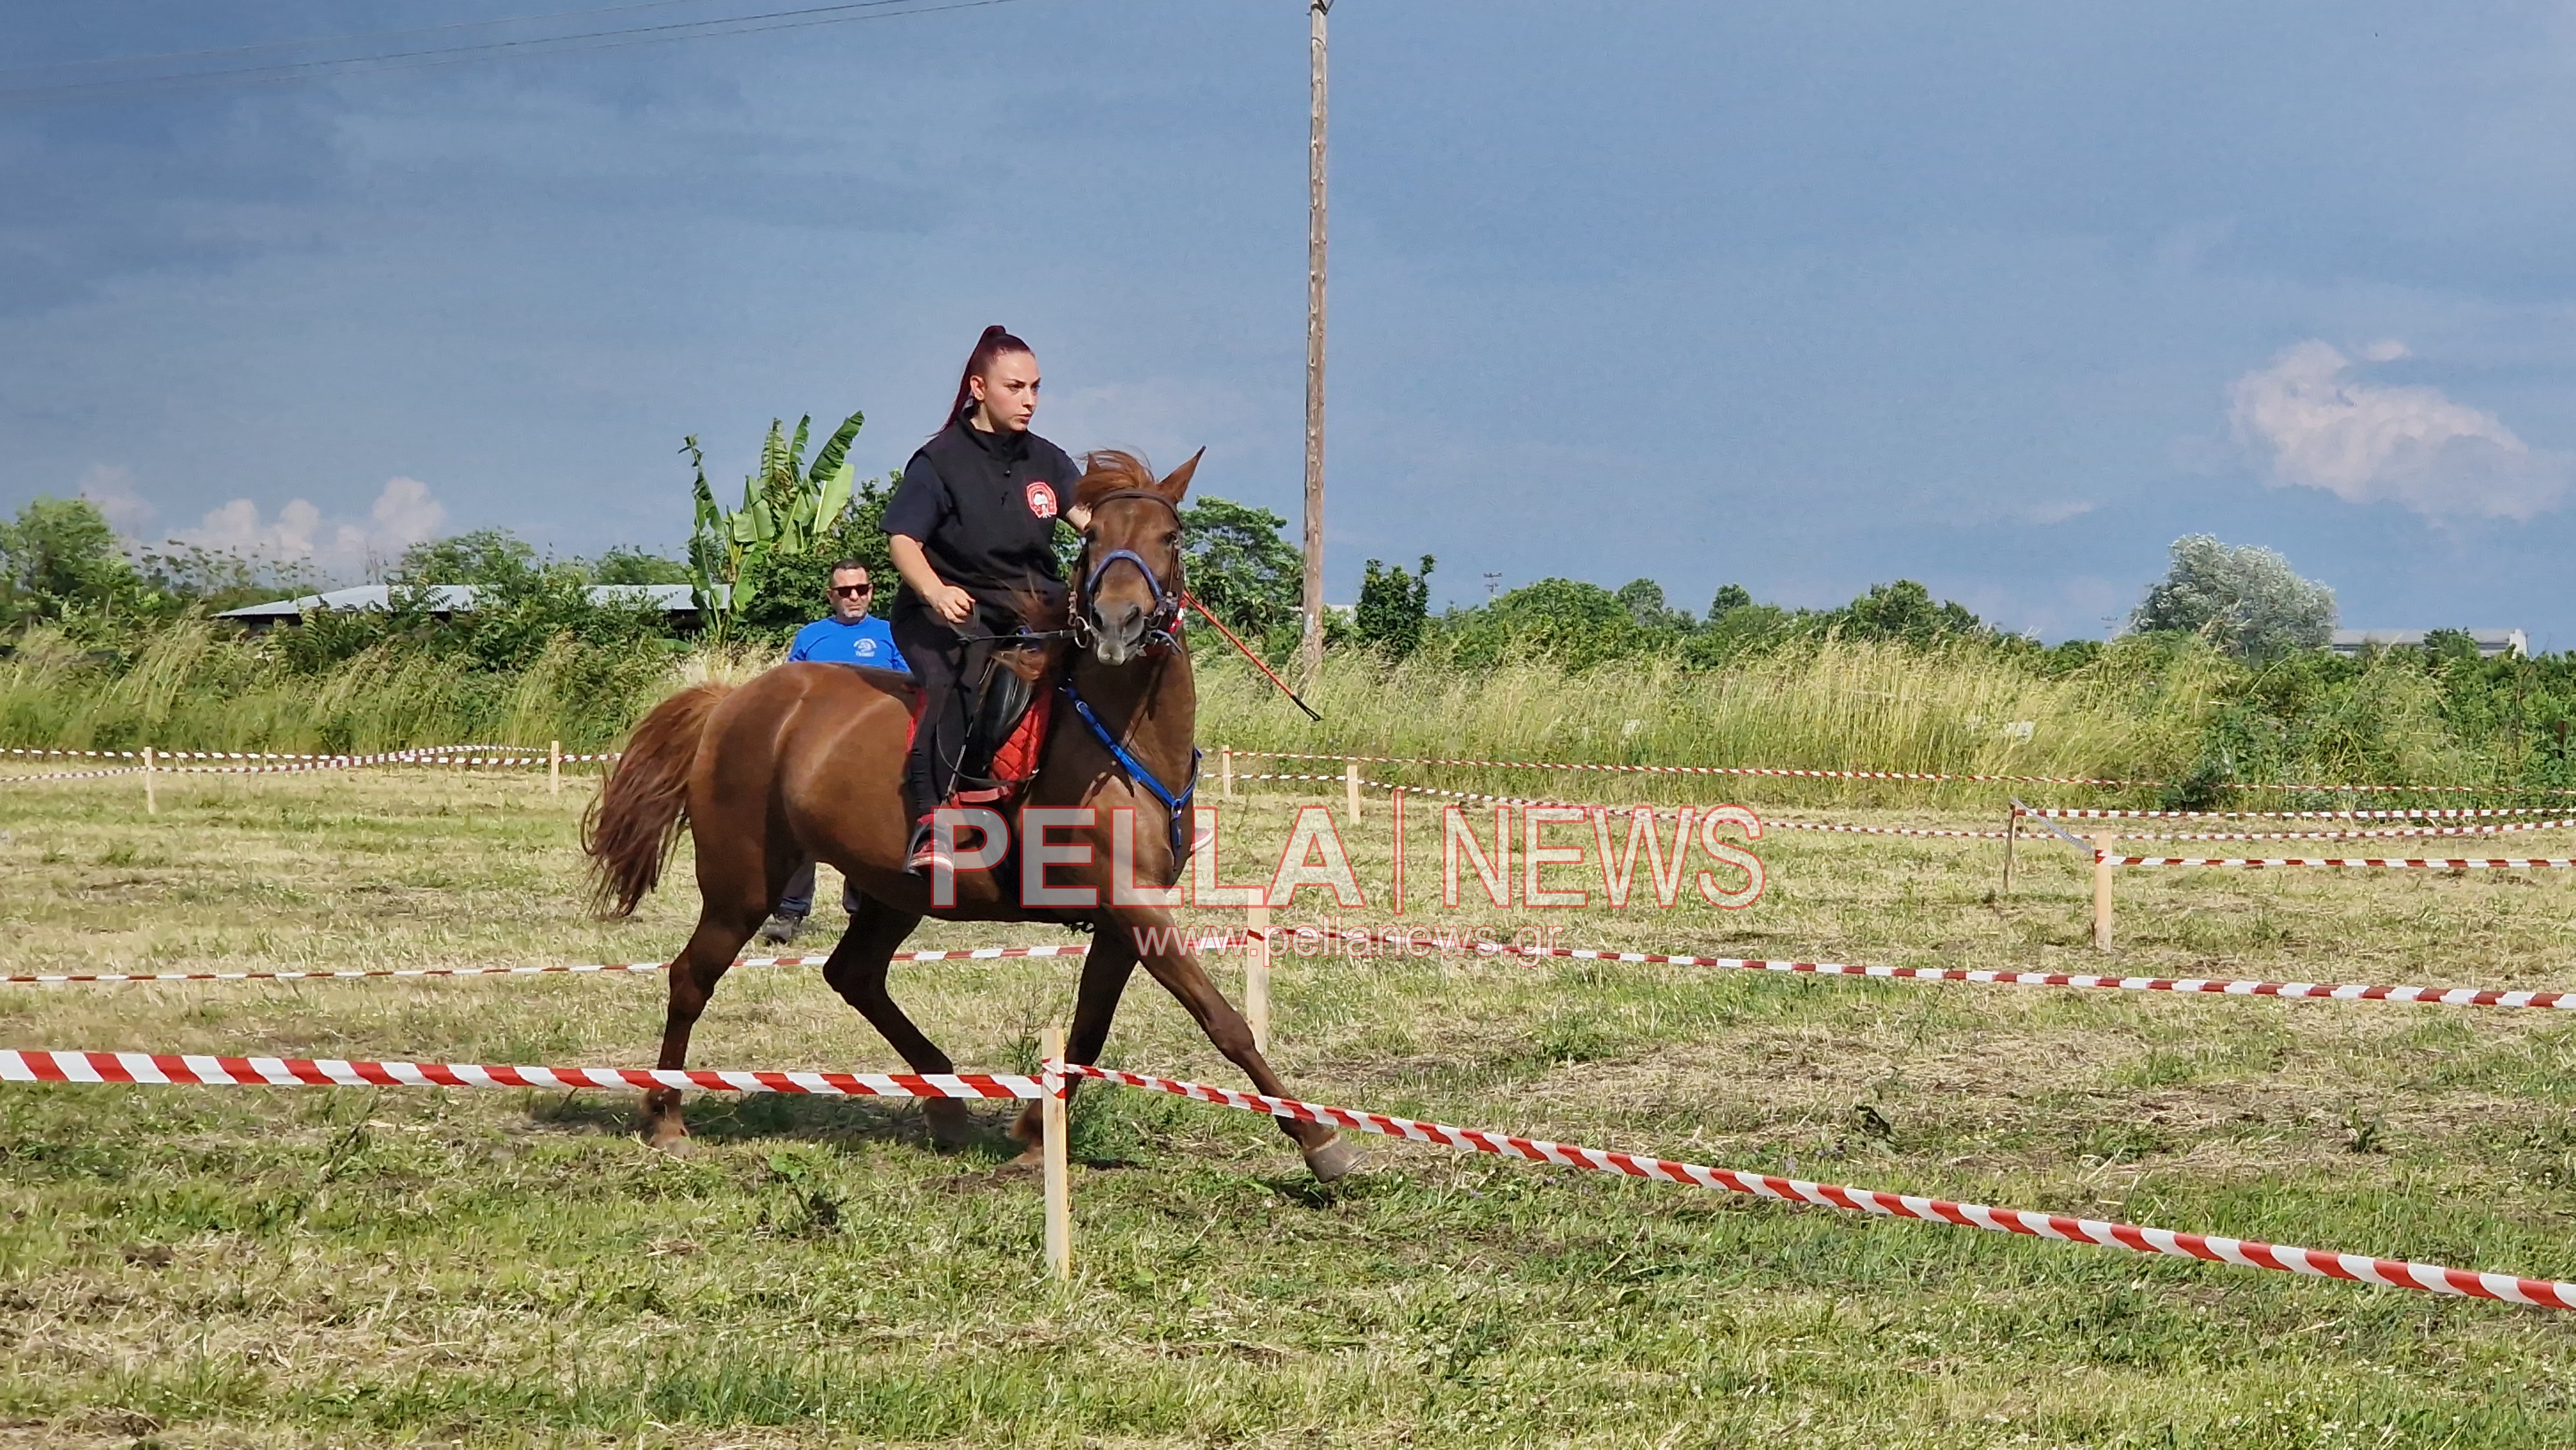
940, 639, 1055, 808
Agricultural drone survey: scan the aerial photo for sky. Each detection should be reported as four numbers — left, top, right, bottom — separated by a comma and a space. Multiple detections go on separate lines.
8, 1, 2576, 644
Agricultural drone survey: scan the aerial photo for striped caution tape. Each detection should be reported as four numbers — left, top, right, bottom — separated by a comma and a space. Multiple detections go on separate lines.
1223, 750, 2154, 787
1260, 925, 2576, 1010
2024, 805, 2570, 822
0, 1049, 1044, 1098
1065, 1062, 2576, 1309
0, 943, 1110, 985
1367, 780, 2015, 840
2092, 819, 2576, 843
2108, 856, 2576, 870
1224, 749, 2576, 798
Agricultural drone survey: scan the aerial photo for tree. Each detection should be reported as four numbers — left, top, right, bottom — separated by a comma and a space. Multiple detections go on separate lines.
2131, 534, 2336, 659
1178, 496, 1303, 645
1356, 554, 1435, 656
1827, 579, 1987, 645
589, 546, 692, 585
684, 411, 862, 643
394, 529, 541, 591
1707, 583, 1754, 619
0, 496, 144, 626
1615, 578, 1690, 630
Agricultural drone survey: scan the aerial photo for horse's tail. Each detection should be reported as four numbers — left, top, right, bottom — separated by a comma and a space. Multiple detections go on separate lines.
582, 681, 735, 919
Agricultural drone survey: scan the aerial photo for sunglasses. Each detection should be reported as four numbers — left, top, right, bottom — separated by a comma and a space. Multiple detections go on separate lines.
829, 583, 873, 597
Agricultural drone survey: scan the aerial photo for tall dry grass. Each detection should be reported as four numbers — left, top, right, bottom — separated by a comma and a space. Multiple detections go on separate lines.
0, 621, 2519, 804
1198, 637, 2239, 806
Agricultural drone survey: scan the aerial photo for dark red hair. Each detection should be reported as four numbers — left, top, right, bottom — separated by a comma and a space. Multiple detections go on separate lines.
946, 324, 1034, 428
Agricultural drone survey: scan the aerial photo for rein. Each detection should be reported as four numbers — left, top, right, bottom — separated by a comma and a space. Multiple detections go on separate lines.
1065, 487, 1198, 863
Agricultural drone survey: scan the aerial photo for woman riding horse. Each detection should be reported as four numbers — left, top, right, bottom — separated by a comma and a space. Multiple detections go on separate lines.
583, 427, 1358, 1182
884, 325, 1090, 874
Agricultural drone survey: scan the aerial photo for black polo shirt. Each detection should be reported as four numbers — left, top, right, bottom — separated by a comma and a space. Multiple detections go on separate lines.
884, 415, 1083, 610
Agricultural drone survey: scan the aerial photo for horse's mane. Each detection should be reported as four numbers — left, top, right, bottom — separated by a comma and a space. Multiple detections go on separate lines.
1074, 449, 1159, 509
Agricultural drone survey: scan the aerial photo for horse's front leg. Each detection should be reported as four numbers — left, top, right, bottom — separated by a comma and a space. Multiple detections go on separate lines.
1011, 923, 1141, 1154
1106, 906, 1360, 1182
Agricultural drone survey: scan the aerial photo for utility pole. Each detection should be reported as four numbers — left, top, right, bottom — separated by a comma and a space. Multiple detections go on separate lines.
1299, 0, 1332, 680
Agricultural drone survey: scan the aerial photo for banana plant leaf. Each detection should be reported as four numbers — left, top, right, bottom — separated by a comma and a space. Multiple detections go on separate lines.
810, 411, 866, 493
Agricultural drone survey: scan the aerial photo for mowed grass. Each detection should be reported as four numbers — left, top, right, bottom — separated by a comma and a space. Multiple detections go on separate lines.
5, 771, 2576, 1445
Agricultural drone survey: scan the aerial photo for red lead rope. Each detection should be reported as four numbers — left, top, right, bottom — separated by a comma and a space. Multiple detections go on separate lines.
1178, 589, 1323, 722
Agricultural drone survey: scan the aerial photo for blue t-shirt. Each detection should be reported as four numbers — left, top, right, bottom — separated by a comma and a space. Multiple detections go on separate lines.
788, 614, 910, 672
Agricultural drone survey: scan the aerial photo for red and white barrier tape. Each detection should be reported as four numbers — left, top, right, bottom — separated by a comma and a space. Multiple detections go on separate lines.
0, 1049, 1043, 1098
1361, 779, 2016, 840
2078, 819, 2576, 843
0, 942, 1109, 985
1065, 1062, 2576, 1310
3, 744, 618, 778
1, 765, 148, 782
2025, 805, 2568, 822
1225, 749, 2576, 798
1253, 925, 2576, 1010
2107, 856, 2576, 870
1224, 750, 2152, 787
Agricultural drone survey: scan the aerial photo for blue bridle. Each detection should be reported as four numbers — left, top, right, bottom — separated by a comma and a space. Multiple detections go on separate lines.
1066, 487, 1199, 863
1075, 489, 1185, 655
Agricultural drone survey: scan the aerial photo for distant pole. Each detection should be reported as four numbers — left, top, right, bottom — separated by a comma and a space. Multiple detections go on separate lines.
2092, 833, 2117, 952
1298, 0, 1332, 681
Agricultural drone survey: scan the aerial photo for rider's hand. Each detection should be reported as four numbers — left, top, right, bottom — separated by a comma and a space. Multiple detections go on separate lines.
1063, 503, 1092, 531
931, 583, 976, 625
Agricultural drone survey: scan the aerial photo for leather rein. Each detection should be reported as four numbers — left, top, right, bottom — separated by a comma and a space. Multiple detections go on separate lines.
1064, 488, 1200, 863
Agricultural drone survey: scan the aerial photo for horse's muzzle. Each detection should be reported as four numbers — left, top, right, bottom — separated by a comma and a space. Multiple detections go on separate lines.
1086, 598, 1151, 666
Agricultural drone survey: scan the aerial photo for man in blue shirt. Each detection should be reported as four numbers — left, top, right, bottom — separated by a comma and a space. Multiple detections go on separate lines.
786, 558, 911, 672
760, 560, 912, 943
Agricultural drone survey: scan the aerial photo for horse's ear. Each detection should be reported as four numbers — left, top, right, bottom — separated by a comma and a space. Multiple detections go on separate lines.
1158, 448, 1204, 502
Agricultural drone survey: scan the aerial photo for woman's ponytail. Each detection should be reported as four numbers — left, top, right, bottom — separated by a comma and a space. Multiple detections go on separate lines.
946, 324, 1033, 429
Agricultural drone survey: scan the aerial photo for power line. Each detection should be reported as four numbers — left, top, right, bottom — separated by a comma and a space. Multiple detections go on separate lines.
0, 0, 733, 79
0, 0, 1031, 108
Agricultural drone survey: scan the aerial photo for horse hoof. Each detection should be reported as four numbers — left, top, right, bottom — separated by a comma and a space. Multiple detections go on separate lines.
923, 1097, 974, 1150
644, 1125, 695, 1156
1302, 1133, 1361, 1183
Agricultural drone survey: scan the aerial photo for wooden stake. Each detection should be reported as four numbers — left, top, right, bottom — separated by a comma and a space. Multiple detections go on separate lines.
548, 740, 562, 796
143, 746, 156, 816
1221, 746, 1235, 800
1344, 759, 1362, 825
2002, 805, 2018, 895
1245, 904, 1272, 1054
2092, 833, 2116, 952
1040, 1025, 1070, 1283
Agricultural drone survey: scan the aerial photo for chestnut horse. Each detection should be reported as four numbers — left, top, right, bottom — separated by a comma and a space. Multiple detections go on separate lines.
581, 450, 1356, 1180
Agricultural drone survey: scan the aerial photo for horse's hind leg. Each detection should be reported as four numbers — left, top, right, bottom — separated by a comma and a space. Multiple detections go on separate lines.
821, 894, 975, 1148
641, 907, 759, 1149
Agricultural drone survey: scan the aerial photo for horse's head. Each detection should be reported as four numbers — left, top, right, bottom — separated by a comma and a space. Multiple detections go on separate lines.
1073, 448, 1199, 666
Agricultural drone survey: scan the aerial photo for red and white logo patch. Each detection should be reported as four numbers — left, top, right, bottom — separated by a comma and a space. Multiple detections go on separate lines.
1024, 480, 1059, 520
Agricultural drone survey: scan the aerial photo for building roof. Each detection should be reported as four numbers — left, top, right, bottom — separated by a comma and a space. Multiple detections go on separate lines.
2329, 628, 2527, 658
216, 583, 714, 621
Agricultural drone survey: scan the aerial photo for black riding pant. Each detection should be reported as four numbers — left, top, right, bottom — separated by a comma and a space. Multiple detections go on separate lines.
891, 595, 1040, 820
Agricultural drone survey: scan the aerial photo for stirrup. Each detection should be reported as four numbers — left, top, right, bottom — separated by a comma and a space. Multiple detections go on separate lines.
903, 816, 952, 877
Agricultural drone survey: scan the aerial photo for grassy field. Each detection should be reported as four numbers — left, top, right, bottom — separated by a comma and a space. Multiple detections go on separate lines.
5, 767, 2576, 1446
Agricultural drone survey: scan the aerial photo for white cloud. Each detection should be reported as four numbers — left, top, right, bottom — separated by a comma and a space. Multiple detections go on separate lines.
2227, 341, 2570, 520
75, 464, 156, 536
2020, 498, 2098, 525
178, 477, 448, 575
